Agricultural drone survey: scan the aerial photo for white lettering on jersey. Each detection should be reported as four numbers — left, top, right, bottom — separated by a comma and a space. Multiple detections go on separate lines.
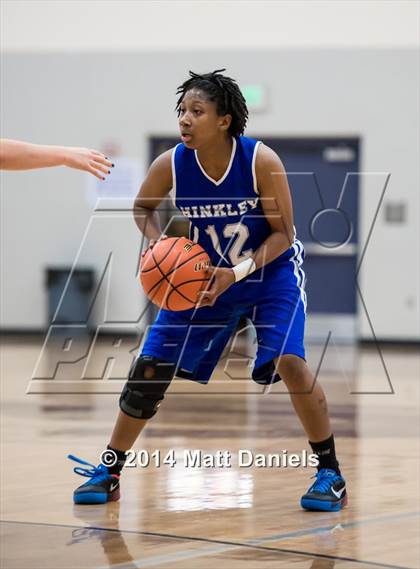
212, 204, 227, 217
226, 203, 239, 216
178, 200, 259, 219
190, 206, 200, 218
199, 205, 213, 217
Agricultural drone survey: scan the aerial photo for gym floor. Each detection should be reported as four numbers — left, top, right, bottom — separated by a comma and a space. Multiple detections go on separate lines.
1, 336, 419, 568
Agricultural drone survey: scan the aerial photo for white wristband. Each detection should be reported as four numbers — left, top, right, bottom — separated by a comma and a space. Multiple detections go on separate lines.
232, 257, 257, 282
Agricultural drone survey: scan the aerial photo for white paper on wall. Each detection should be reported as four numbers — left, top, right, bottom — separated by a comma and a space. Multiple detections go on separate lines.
86, 157, 144, 208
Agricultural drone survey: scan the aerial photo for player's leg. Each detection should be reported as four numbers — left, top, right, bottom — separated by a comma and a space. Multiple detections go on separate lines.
253, 346, 347, 512
251, 251, 346, 511
68, 306, 190, 504
109, 353, 175, 449
274, 354, 346, 511
69, 301, 236, 505
274, 354, 332, 443
69, 354, 176, 505
109, 412, 147, 452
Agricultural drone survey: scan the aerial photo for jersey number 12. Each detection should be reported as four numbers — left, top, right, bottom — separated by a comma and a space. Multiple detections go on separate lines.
191, 222, 253, 265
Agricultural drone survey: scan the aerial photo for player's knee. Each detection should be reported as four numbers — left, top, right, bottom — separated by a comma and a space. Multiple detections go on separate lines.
252, 360, 282, 385
119, 355, 176, 420
275, 355, 307, 384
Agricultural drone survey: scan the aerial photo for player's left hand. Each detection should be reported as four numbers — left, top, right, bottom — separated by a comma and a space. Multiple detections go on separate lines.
196, 266, 235, 308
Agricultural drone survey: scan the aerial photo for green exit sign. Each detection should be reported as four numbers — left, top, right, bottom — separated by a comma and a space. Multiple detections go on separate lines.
241, 85, 267, 112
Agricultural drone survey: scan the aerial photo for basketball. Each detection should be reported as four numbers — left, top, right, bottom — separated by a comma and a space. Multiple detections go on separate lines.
140, 237, 211, 310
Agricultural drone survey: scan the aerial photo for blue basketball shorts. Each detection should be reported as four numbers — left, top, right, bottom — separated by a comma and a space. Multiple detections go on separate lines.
140, 241, 307, 383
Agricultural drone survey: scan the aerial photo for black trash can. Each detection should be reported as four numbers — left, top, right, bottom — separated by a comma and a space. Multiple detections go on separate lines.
45, 267, 95, 331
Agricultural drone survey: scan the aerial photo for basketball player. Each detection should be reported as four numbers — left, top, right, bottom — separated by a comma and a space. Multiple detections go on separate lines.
69, 70, 347, 512
0, 139, 113, 179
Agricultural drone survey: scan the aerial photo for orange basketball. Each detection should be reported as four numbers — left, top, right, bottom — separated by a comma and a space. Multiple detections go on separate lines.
140, 237, 211, 311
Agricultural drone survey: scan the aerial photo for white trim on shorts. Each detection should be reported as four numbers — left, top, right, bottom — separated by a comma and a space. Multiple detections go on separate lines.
290, 239, 307, 313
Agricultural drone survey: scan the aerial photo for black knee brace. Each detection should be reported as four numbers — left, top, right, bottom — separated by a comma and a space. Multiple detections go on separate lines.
252, 360, 282, 385
119, 355, 176, 419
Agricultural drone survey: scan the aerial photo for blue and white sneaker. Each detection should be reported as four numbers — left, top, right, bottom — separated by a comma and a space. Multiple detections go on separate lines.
301, 468, 347, 511
68, 455, 120, 505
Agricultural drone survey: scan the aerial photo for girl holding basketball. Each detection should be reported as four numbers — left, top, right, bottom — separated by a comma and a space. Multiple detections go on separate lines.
69, 70, 347, 512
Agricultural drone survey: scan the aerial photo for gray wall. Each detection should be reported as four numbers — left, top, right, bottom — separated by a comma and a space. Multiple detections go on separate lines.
1, 50, 419, 340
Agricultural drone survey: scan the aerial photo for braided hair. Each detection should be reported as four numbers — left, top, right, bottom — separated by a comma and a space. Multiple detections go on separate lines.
175, 69, 248, 137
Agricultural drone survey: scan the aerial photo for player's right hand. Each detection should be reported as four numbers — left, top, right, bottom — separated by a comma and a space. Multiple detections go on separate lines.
142, 235, 168, 257
62, 147, 114, 180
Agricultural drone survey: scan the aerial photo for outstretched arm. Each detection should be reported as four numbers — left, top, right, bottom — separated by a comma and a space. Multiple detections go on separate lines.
0, 139, 113, 180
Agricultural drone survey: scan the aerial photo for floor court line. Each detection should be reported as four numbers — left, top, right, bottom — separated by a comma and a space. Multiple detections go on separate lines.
95, 510, 419, 569
97, 542, 410, 569
2, 510, 418, 569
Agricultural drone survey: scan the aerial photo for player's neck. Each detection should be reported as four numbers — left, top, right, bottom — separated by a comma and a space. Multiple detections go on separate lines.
196, 136, 233, 172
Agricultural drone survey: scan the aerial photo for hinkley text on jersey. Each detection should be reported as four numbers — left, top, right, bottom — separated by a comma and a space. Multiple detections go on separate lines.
178, 198, 259, 219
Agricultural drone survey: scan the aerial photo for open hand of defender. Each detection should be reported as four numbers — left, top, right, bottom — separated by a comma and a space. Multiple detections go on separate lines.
0, 139, 114, 180
62, 146, 114, 179
196, 266, 235, 307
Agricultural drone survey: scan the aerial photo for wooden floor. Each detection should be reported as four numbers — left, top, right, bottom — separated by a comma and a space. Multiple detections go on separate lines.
1, 336, 419, 569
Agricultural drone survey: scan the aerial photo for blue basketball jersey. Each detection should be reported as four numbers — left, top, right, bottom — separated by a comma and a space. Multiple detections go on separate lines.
172, 136, 285, 270
141, 136, 307, 381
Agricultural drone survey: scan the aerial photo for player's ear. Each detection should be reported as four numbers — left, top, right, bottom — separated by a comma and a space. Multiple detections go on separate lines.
219, 114, 232, 132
